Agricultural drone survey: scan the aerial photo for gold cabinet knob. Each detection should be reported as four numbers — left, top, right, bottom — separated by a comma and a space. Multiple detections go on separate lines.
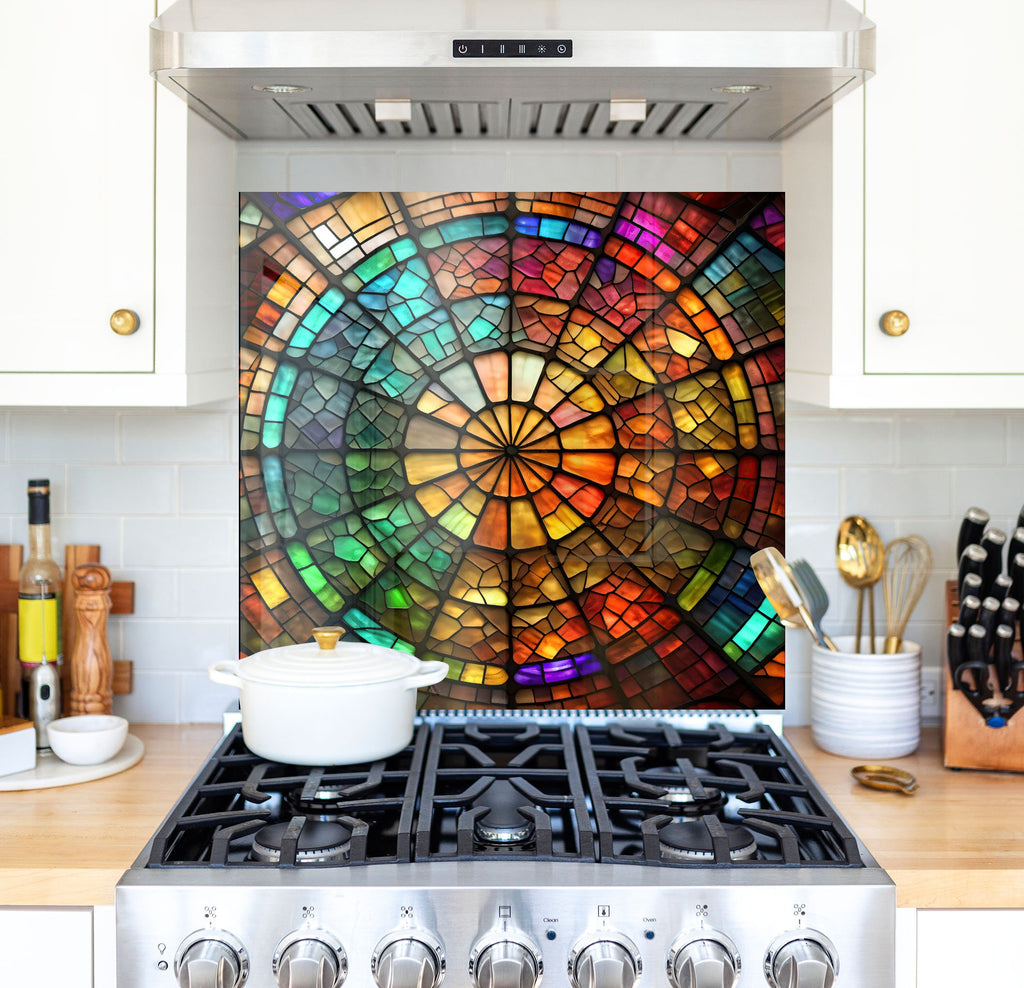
109, 308, 140, 336
880, 310, 910, 337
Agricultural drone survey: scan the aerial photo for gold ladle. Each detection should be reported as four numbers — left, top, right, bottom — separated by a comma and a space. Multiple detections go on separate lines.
836, 516, 886, 653
750, 547, 839, 651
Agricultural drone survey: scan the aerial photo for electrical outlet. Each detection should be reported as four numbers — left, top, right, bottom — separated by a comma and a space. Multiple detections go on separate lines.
920, 667, 942, 720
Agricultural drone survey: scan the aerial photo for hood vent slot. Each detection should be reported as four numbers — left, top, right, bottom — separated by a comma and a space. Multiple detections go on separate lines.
280, 98, 735, 140
514, 100, 733, 139
284, 100, 504, 139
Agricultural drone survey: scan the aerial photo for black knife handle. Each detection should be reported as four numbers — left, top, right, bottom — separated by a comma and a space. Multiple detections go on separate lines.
977, 596, 1002, 649
958, 594, 982, 628
990, 573, 1014, 603
960, 571, 984, 603
963, 624, 993, 699
1009, 527, 1024, 568
958, 544, 988, 598
994, 624, 1016, 695
947, 623, 966, 688
998, 595, 1020, 631
1011, 553, 1024, 605
957, 506, 990, 562
980, 529, 1008, 588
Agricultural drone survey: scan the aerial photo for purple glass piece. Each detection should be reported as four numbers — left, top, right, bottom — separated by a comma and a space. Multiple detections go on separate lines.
595, 257, 616, 283
258, 192, 339, 220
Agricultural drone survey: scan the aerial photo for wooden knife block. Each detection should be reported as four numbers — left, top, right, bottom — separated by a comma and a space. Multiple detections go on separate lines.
0, 544, 134, 718
943, 580, 1024, 772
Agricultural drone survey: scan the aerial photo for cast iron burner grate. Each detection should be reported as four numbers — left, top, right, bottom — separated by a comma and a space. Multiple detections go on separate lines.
143, 721, 863, 869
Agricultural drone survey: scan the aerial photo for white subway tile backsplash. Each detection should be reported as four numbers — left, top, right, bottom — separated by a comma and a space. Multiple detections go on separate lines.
788, 414, 893, 466
784, 468, 840, 517
118, 568, 180, 619
0, 465, 67, 515
843, 468, 952, 518
123, 618, 237, 671
181, 465, 238, 515
123, 517, 235, 568
10, 412, 117, 463
69, 465, 176, 515
898, 413, 1006, 465
113, 670, 181, 724
178, 568, 238, 619
52, 516, 124, 567
950, 467, 1024, 523
121, 412, 230, 463
179, 672, 240, 723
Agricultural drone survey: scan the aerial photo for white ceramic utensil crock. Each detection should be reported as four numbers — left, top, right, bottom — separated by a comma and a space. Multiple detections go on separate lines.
208, 627, 448, 765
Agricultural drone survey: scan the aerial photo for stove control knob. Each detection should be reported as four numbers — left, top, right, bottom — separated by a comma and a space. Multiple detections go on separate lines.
470, 933, 543, 988
274, 931, 347, 988
568, 934, 641, 988
174, 930, 249, 988
764, 931, 838, 988
372, 931, 446, 988
668, 932, 740, 988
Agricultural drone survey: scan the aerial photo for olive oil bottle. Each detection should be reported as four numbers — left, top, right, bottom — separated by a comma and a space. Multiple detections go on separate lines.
18, 479, 62, 720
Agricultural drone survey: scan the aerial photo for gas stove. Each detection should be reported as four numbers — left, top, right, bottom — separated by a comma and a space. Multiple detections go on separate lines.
116, 716, 895, 987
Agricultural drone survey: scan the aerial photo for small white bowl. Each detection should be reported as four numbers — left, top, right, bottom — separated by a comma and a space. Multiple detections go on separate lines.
47, 715, 128, 765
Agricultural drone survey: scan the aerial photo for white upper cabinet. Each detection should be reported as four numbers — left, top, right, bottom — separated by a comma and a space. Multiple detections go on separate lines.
785, 0, 1024, 408
1, 0, 236, 406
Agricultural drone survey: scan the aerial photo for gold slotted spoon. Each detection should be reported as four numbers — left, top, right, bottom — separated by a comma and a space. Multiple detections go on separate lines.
836, 516, 885, 653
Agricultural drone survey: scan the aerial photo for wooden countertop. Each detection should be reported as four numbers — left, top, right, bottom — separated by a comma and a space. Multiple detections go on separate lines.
1, 725, 1020, 909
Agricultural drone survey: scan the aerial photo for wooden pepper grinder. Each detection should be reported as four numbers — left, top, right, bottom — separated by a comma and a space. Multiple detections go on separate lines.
69, 564, 113, 715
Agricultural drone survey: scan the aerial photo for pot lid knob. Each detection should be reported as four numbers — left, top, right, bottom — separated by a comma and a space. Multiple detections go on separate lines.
311, 627, 343, 651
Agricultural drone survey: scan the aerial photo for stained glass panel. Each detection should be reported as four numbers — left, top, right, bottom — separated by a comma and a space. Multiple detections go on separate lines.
240, 191, 786, 711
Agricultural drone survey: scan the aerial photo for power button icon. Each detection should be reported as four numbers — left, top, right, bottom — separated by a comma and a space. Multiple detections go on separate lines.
457, 44, 468, 54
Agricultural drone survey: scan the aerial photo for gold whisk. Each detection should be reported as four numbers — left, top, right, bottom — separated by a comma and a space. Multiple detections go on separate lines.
882, 535, 933, 654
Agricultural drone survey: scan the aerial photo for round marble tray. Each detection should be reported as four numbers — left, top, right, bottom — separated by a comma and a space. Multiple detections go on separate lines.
0, 733, 144, 791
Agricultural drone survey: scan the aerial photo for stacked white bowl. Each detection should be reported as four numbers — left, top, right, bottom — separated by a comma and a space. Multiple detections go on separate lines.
810, 635, 921, 759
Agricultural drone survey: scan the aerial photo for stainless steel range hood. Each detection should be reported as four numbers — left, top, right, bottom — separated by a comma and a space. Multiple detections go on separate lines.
151, 0, 874, 142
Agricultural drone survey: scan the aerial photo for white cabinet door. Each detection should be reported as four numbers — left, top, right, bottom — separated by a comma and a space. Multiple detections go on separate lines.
4, 0, 154, 374
785, 0, 1024, 407
916, 910, 1023, 985
0, 907, 94, 988
862, 0, 1024, 378
1, 0, 236, 407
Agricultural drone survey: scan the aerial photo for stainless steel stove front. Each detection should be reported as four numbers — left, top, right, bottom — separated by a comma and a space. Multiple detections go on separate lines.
116, 860, 895, 988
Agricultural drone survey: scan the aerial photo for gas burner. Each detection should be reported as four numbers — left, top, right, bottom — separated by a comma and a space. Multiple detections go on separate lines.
251, 820, 352, 864
285, 785, 353, 820
656, 785, 727, 818
471, 780, 536, 845
657, 821, 758, 863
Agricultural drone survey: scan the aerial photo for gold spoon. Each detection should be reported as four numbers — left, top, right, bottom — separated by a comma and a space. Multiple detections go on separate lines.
836, 516, 886, 653
751, 547, 839, 650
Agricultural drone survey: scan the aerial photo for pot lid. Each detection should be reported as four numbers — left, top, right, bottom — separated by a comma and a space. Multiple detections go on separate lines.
236, 627, 425, 687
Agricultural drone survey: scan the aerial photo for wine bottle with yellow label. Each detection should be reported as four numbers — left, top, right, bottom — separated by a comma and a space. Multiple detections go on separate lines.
18, 479, 62, 715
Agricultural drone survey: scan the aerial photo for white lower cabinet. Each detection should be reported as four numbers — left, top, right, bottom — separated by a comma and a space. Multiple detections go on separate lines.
0, 906, 94, 987
916, 910, 1023, 986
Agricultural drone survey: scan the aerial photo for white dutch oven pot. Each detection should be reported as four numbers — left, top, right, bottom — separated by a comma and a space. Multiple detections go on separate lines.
209, 627, 448, 765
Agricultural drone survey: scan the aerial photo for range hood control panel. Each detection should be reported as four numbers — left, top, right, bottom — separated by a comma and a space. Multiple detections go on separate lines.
452, 40, 573, 58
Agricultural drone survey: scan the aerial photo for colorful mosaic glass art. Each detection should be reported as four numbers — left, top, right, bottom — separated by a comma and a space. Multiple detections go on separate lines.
240, 191, 786, 711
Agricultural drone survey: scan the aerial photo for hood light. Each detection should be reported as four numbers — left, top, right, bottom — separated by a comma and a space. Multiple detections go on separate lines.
712, 84, 771, 95
252, 84, 311, 95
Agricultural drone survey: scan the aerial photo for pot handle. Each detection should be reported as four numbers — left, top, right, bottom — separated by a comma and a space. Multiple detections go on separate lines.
208, 660, 243, 689
406, 660, 449, 691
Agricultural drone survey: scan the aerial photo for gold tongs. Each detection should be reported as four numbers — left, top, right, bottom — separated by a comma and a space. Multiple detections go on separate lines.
850, 764, 919, 795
